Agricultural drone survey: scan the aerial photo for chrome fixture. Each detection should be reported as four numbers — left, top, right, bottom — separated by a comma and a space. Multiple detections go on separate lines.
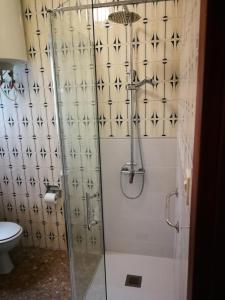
134, 78, 156, 88
109, 5, 155, 199
47, 0, 169, 13
121, 162, 145, 183
86, 192, 99, 230
126, 75, 156, 90
165, 190, 179, 233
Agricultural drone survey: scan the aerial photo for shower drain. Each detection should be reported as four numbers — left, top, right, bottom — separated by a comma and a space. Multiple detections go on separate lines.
125, 274, 142, 288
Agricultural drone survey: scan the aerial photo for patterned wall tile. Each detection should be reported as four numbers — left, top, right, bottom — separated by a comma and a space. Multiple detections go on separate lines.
0, 0, 182, 251
0, 0, 67, 250
94, 0, 181, 138
177, 0, 200, 174
51, 4, 105, 255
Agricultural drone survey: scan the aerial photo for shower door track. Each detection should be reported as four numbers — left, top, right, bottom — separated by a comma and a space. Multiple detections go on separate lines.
48, 0, 170, 13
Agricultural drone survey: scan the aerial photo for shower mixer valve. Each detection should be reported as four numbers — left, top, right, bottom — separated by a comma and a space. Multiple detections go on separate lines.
121, 162, 145, 184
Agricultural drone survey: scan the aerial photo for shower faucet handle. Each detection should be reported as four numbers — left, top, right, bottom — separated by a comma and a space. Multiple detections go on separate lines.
126, 83, 136, 90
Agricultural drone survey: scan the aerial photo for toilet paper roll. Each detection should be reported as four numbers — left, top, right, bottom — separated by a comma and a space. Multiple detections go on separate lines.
44, 192, 57, 204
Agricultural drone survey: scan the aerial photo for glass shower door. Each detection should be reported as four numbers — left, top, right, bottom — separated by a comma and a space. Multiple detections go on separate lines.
50, 5, 106, 300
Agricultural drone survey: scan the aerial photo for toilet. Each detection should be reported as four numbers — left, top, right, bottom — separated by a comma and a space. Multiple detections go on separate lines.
0, 222, 23, 274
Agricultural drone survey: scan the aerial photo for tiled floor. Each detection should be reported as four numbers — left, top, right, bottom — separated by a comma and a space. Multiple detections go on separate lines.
0, 247, 71, 300
0, 249, 175, 300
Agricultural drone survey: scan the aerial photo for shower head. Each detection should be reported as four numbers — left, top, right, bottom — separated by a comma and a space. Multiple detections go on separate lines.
108, 10, 141, 24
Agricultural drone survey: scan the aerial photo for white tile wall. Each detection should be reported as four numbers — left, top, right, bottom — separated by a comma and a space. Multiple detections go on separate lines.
101, 138, 177, 257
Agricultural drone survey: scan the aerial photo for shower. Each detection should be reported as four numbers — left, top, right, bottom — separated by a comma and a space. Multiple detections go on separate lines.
48, 0, 183, 299
109, 6, 155, 199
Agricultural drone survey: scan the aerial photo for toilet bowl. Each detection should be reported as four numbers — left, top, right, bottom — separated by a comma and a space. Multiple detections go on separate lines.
0, 222, 23, 274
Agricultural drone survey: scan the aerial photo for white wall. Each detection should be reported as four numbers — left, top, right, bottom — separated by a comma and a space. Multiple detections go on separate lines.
100, 138, 177, 258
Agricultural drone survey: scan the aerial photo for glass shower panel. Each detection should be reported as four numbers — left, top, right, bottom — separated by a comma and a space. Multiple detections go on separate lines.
51, 6, 106, 300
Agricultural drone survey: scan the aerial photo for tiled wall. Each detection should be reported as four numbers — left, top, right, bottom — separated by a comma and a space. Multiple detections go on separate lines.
52, 7, 104, 254
95, 0, 181, 138
0, 0, 182, 252
0, 0, 67, 250
0, 0, 110, 252
175, 0, 200, 299
101, 138, 177, 257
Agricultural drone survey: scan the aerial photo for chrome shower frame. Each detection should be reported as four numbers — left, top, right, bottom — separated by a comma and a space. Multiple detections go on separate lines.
47, 0, 170, 13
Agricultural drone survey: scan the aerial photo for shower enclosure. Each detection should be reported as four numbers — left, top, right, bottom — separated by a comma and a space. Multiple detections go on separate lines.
49, 0, 192, 299
50, 5, 107, 299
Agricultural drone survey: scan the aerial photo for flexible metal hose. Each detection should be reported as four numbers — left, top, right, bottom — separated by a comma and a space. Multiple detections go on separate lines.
120, 164, 145, 199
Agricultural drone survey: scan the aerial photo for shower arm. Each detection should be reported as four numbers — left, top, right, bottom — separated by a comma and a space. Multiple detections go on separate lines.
123, 5, 129, 13
117, 0, 129, 13
48, 0, 169, 13
135, 78, 156, 87
127, 78, 156, 90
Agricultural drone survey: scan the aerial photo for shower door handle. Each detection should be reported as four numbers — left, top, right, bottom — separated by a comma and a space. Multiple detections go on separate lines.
86, 192, 99, 231
165, 190, 179, 233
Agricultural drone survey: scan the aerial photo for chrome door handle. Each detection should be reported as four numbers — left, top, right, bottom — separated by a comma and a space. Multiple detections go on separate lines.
86, 192, 99, 231
165, 189, 179, 233
88, 220, 98, 231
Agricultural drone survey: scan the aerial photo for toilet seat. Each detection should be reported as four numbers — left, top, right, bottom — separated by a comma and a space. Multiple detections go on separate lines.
0, 222, 23, 244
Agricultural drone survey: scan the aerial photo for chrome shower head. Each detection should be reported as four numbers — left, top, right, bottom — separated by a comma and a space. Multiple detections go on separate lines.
108, 11, 141, 24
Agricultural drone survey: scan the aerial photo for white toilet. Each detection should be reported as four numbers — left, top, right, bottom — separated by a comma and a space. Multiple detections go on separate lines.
0, 222, 23, 274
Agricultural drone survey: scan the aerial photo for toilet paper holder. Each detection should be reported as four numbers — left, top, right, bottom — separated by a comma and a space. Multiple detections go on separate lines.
46, 185, 62, 198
